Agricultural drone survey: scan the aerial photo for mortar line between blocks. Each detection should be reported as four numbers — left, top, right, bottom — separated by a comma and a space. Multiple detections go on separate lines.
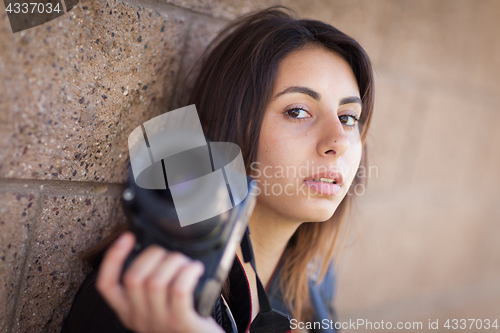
0, 178, 125, 197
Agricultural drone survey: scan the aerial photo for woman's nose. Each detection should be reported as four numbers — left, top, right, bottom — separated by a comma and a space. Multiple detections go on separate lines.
316, 113, 350, 158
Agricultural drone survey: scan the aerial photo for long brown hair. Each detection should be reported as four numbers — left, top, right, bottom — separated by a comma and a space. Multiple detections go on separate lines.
178, 6, 375, 324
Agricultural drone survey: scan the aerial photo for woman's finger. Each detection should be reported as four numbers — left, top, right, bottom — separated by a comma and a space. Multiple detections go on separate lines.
145, 252, 191, 325
168, 260, 205, 320
123, 245, 168, 325
96, 232, 136, 317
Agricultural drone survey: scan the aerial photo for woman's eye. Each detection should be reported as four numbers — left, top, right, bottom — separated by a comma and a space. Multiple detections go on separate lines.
285, 108, 311, 120
339, 114, 359, 127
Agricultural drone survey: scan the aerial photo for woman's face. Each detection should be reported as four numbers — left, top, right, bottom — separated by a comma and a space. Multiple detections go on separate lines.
252, 44, 363, 223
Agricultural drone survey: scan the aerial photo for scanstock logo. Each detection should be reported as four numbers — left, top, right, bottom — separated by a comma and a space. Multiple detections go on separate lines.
127, 105, 249, 227
3, 0, 79, 33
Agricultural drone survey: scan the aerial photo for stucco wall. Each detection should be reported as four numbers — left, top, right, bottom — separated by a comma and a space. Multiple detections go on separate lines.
1, 1, 499, 332
294, 1, 500, 331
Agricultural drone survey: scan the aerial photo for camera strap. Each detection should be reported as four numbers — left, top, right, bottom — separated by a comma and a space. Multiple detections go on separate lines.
240, 227, 291, 333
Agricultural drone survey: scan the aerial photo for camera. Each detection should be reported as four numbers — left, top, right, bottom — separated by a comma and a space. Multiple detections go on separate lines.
121, 105, 258, 316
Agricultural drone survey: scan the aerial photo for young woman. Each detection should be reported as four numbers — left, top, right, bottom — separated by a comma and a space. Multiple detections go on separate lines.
62, 6, 374, 333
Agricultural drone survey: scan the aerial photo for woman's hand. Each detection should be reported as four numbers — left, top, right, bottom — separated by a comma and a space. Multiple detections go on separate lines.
96, 232, 225, 333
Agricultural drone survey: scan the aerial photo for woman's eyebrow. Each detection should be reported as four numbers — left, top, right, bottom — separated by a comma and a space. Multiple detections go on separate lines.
273, 87, 362, 107
339, 96, 362, 106
273, 86, 320, 101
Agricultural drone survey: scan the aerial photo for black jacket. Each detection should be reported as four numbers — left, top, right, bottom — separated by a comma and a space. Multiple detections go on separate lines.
62, 253, 338, 333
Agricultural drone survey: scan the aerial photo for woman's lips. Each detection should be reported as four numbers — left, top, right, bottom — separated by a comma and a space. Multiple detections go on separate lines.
303, 179, 342, 196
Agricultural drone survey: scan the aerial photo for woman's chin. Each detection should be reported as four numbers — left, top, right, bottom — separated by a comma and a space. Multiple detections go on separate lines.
305, 212, 336, 223
258, 196, 339, 224
286, 206, 337, 223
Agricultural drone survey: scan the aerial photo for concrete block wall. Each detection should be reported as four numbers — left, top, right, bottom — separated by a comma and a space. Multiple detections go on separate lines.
1, 0, 499, 332
0, 0, 284, 331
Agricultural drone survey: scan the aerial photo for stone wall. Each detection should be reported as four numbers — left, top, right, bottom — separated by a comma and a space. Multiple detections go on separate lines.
1, 0, 499, 332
